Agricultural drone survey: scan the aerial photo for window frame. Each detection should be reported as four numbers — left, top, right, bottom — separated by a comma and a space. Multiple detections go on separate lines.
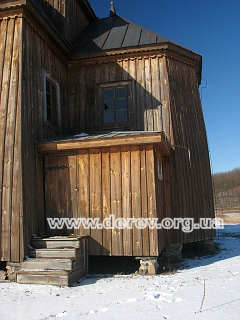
157, 153, 163, 181
43, 70, 61, 132
99, 81, 132, 129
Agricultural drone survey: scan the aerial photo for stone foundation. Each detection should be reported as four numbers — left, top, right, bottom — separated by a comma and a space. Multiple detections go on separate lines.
137, 258, 159, 275
0, 270, 6, 280
6, 262, 20, 282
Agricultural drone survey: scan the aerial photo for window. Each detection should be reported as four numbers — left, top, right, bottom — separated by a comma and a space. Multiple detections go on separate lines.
99, 81, 132, 128
43, 71, 61, 130
103, 86, 128, 124
157, 155, 163, 181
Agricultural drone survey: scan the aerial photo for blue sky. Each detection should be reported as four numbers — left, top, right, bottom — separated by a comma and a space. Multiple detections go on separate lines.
89, 0, 240, 174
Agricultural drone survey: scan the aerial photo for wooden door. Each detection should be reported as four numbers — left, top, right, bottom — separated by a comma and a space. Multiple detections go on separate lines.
44, 155, 78, 235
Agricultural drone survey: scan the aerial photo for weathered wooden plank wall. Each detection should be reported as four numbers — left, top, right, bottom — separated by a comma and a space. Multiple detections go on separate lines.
68, 55, 173, 140
0, 16, 22, 262
21, 15, 69, 257
44, 145, 164, 256
69, 53, 215, 246
166, 57, 215, 244
37, 0, 91, 44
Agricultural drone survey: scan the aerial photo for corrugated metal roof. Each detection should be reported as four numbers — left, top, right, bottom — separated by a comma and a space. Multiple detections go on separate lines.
73, 15, 170, 53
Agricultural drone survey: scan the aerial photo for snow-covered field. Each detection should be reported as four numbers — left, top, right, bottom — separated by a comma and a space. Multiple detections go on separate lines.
1, 225, 239, 320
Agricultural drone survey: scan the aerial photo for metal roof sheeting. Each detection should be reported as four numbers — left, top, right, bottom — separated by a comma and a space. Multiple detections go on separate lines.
73, 15, 169, 53
38, 131, 167, 143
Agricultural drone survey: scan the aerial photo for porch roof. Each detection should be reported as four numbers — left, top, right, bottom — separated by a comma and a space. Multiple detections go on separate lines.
37, 131, 172, 156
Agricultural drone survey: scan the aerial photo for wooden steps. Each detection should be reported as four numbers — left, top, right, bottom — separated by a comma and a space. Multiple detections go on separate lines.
16, 236, 88, 286
29, 248, 78, 259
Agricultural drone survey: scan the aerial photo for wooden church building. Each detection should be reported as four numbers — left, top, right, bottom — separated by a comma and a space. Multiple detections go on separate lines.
0, 0, 215, 285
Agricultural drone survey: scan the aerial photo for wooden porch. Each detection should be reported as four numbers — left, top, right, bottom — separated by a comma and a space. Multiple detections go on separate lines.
37, 131, 172, 258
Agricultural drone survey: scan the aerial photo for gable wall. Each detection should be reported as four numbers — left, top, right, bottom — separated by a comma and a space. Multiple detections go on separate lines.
37, 0, 93, 44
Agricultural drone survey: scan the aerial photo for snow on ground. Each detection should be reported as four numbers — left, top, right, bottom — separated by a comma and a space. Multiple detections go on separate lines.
1, 225, 240, 320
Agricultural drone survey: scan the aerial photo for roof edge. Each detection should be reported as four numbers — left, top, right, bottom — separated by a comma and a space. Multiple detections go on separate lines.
37, 131, 172, 156
76, 0, 97, 22
72, 42, 202, 64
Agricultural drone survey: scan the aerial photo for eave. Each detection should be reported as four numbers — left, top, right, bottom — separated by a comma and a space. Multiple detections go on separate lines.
71, 42, 202, 85
37, 132, 172, 156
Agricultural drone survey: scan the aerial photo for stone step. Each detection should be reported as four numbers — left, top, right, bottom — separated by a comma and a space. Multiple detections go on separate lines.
29, 248, 81, 259
17, 267, 86, 286
32, 237, 82, 249
21, 258, 73, 271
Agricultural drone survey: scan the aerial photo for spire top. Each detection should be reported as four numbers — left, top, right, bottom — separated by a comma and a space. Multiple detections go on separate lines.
110, 1, 117, 17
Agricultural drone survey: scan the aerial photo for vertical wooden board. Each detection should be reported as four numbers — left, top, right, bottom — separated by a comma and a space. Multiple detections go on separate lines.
162, 156, 173, 244
36, 151, 45, 234
131, 146, 143, 256
94, 63, 101, 130
30, 24, 39, 237
68, 155, 78, 234
154, 150, 165, 252
35, 25, 44, 134
0, 18, 15, 261
53, 156, 70, 234
0, 19, 8, 101
78, 150, 89, 236
151, 57, 162, 131
101, 147, 111, 255
189, 66, 212, 240
109, 60, 117, 82
146, 145, 158, 256
0, 19, 8, 260
68, 67, 76, 133
61, 64, 68, 135
8, 18, 21, 261
159, 57, 165, 136
10, 77, 21, 262
86, 65, 94, 131
57, 157, 69, 234
121, 146, 132, 256
181, 64, 197, 243
140, 146, 150, 256
89, 149, 102, 255
144, 58, 153, 131
160, 56, 171, 141
174, 60, 188, 244
110, 147, 123, 256
22, 21, 33, 245
165, 58, 182, 244
121, 59, 129, 81
181, 63, 194, 244
186, 65, 204, 241
44, 156, 60, 235
44, 157, 51, 233
128, 59, 137, 129
136, 58, 145, 130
